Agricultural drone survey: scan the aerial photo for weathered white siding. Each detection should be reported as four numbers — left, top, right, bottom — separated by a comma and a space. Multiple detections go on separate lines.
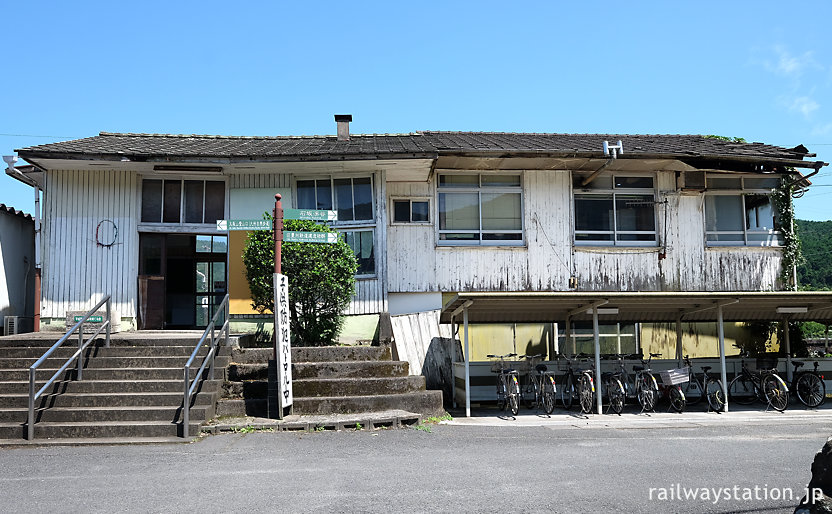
346, 171, 387, 315
229, 173, 291, 189
387, 170, 782, 294
41, 169, 139, 321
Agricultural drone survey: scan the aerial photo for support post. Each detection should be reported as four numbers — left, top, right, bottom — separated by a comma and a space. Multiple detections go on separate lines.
565, 316, 573, 356
463, 306, 471, 418
183, 365, 190, 438
675, 315, 683, 367
451, 316, 457, 409
784, 320, 792, 382
593, 307, 603, 415
272, 194, 283, 363
552, 322, 559, 358
27, 369, 35, 440
615, 322, 622, 355
717, 305, 728, 413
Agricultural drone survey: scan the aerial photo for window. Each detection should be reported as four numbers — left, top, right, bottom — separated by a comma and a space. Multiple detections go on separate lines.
437, 173, 523, 244
392, 199, 430, 223
296, 176, 376, 276
141, 179, 225, 224
704, 175, 782, 246
561, 322, 639, 355
573, 174, 657, 245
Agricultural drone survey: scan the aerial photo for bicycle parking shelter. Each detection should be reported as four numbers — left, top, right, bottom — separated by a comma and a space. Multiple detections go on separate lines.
440, 291, 832, 416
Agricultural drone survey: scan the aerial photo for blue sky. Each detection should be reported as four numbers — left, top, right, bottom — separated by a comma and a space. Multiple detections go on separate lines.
2, 1, 831, 220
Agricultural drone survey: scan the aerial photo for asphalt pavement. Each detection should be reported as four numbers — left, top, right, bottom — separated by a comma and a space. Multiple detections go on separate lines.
1, 410, 828, 513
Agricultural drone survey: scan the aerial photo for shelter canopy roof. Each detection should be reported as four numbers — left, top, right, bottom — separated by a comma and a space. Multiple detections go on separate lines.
439, 291, 832, 324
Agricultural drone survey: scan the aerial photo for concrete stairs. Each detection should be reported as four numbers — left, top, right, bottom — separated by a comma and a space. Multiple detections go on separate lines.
0, 333, 229, 443
218, 345, 443, 418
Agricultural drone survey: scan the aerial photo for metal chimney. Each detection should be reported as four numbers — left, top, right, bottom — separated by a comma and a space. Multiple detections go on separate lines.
335, 114, 352, 141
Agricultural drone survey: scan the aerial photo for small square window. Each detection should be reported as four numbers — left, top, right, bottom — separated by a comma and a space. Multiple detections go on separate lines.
392, 199, 430, 223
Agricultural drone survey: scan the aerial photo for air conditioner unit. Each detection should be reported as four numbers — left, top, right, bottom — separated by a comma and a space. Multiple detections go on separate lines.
4, 316, 19, 335
679, 171, 706, 192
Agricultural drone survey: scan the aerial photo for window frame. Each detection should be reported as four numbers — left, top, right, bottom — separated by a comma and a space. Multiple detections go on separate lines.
704, 174, 782, 247
572, 173, 658, 247
293, 174, 378, 279
390, 197, 431, 225
140, 177, 227, 227
436, 172, 525, 246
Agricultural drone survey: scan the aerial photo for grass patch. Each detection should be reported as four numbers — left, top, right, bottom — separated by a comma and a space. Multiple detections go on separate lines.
423, 413, 452, 424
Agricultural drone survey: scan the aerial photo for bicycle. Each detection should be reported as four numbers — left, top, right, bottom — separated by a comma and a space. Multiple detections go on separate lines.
791, 360, 826, 408
520, 354, 557, 414
681, 355, 726, 412
487, 353, 521, 416
616, 352, 661, 412
727, 355, 789, 412
657, 366, 687, 413
558, 354, 596, 414
601, 369, 626, 415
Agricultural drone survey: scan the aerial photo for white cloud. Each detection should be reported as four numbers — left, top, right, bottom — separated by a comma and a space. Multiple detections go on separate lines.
765, 46, 820, 77
789, 96, 820, 119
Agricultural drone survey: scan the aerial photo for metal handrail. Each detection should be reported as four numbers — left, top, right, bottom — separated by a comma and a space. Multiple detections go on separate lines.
28, 295, 112, 440
183, 294, 230, 438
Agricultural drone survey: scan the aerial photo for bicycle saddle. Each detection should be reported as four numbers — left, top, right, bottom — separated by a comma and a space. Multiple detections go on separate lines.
632, 365, 644, 372
793, 361, 805, 368
701, 366, 712, 372
535, 364, 548, 372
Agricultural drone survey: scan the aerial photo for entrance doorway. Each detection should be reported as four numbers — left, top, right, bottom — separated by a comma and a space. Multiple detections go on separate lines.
138, 234, 228, 329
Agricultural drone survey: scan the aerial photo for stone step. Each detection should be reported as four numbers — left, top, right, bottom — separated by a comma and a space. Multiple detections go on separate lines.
0, 404, 212, 423
291, 346, 392, 363
0, 379, 219, 395
293, 391, 444, 416
292, 361, 410, 379
0, 346, 226, 359
293, 376, 427, 397
0, 337, 208, 348
0, 367, 220, 382
0, 420, 201, 439
0, 355, 231, 370
0, 390, 217, 410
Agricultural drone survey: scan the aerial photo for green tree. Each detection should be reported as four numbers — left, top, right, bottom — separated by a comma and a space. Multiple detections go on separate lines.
243, 217, 358, 346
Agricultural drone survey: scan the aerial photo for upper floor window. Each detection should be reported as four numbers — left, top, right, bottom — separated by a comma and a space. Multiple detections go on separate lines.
392, 198, 430, 224
296, 177, 373, 223
573, 174, 657, 246
141, 179, 225, 224
704, 175, 782, 246
437, 173, 523, 245
296, 175, 376, 276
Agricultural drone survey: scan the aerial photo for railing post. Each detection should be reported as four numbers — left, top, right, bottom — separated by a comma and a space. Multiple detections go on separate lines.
77, 323, 83, 381
105, 297, 111, 348
183, 365, 190, 438
209, 324, 216, 380
28, 368, 35, 440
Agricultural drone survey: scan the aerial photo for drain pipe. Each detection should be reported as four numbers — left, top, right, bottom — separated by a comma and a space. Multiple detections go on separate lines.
3, 156, 41, 331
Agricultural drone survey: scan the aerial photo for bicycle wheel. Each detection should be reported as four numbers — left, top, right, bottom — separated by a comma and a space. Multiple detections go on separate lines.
578, 373, 595, 414
705, 378, 725, 412
508, 374, 521, 416
682, 376, 703, 406
523, 377, 539, 409
542, 375, 556, 414
607, 378, 625, 415
560, 374, 574, 410
669, 385, 686, 413
728, 375, 757, 405
496, 377, 507, 411
637, 374, 657, 412
762, 374, 789, 412
795, 373, 826, 408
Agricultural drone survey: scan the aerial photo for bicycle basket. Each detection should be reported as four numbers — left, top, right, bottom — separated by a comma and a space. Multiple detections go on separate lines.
755, 355, 778, 371
659, 367, 689, 386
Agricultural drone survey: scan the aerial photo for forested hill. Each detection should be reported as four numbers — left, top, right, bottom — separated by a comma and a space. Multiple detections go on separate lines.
797, 219, 832, 290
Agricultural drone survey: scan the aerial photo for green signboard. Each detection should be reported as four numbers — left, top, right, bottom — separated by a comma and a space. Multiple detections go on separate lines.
74, 315, 104, 323
284, 209, 338, 221
284, 231, 338, 244
217, 219, 272, 231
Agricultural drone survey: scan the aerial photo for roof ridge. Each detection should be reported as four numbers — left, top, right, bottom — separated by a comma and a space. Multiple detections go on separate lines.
421, 130, 707, 137
98, 131, 425, 139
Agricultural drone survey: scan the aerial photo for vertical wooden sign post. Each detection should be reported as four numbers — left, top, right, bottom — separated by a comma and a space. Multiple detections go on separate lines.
273, 194, 293, 418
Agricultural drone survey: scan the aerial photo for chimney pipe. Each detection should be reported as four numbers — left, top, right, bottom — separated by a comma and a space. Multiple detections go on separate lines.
335, 114, 352, 141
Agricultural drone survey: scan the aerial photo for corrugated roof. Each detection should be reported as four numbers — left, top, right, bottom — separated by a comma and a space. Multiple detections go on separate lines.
0, 204, 33, 222
439, 291, 832, 324
15, 131, 821, 166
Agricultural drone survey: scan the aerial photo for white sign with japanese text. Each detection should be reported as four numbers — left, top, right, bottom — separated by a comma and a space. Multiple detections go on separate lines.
274, 273, 293, 409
